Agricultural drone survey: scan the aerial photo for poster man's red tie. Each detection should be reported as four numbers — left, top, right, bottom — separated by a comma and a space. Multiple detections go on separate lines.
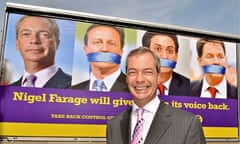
131, 108, 144, 144
158, 83, 165, 95
208, 87, 217, 98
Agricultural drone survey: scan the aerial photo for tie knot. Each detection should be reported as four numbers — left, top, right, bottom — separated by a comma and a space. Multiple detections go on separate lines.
158, 83, 165, 95
25, 74, 37, 87
208, 87, 217, 98
93, 80, 107, 91
137, 108, 144, 120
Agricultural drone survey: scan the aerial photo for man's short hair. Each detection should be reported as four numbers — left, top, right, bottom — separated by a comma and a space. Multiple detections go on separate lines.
126, 47, 161, 74
83, 24, 125, 48
15, 15, 60, 40
196, 38, 225, 57
142, 31, 179, 53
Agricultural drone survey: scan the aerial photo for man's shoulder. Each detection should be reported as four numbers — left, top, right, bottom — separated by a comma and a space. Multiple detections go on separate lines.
190, 80, 202, 88
108, 108, 131, 124
161, 102, 195, 118
172, 71, 190, 83
57, 68, 71, 80
71, 79, 90, 89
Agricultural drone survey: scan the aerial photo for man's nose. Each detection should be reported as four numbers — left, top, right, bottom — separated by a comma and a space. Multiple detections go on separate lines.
160, 50, 168, 59
136, 72, 145, 82
99, 42, 109, 52
212, 56, 221, 64
30, 33, 41, 44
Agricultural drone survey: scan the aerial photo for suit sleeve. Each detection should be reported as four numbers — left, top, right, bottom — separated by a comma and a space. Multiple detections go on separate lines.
106, 121, 112, 144
185, 115, 206, 144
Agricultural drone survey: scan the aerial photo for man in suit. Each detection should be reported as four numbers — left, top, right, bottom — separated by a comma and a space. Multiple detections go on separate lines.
142, 31, 190, 96
72, 24, 128, 92
107, 47, 206, 144
190, 38, 237, 99
10, 15, 71, 88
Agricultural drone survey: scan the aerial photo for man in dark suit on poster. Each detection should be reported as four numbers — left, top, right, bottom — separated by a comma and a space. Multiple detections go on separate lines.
190, 38, 237, 99
142, 31, 190, 96
72, 24, 128, 92
107, 47, 206, 144
11, 15, 71, 88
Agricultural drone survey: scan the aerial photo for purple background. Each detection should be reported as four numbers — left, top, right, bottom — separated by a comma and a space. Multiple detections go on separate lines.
0, 86, 238, 127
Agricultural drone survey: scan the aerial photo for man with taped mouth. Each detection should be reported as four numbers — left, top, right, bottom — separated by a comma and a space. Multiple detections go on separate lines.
72, 24, 129, 92
142, 31, 190, 96
190, 38, 237, 99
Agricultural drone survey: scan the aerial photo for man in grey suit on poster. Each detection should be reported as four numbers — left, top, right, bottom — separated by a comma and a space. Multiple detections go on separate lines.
107, 47, 206, 144
142, 31, 190, 96
10, 15, 71, 88
71, 24, 128, 92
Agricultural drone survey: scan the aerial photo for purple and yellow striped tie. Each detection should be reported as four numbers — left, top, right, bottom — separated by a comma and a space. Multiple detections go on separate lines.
131, 108, 144, 144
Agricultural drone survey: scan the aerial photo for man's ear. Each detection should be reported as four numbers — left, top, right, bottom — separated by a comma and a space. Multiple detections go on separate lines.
16, 39, 20, 50
197, 57, 201, 65
56, 39, 60, 49
83, 45, 88, 54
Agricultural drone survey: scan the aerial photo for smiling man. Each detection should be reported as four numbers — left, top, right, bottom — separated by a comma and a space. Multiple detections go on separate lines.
107, 47, 206, 144
11, 15, 71, 88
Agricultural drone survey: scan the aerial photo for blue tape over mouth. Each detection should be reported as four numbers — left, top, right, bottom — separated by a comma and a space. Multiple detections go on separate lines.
203, 65, 225, 74
87, 52, 121, 64
160, 58, 176, 69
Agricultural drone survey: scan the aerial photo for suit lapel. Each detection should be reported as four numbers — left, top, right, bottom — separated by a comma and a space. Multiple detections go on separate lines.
44, 68, 71, 88
144, 102, 172, 144
120, 108, 131, 144
111, 72, 129, 92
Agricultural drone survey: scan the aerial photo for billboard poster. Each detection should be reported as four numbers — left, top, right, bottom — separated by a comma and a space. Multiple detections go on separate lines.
0, 11, 238, 139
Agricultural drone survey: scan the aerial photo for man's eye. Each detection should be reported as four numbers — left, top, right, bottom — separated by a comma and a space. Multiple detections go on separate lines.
93, 41, 102, 46
20, 32, 31, 38
39, 32, 50, 38
127, 71, 136, 76
108, 41, 117, 47
144, 71, 153, 75
156, 47, 161, 52
166, 49, 174, 54
206, 54, 213, 59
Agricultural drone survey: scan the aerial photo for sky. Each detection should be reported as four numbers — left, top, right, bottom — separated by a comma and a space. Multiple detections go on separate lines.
0, 0, 239, 35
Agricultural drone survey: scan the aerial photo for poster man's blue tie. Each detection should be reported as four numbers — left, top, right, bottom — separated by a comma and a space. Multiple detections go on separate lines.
93, 80, 107, 91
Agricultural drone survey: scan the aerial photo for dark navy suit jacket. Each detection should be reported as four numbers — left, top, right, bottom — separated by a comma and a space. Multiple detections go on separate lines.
168, 72, 190, 96
71, 72, 129, 92
10, 68, 72, 89
190, 80, 237, 99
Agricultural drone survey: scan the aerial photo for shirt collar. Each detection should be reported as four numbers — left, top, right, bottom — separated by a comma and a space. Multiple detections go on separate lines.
22, 65, 58, 87
132, 96, 160, 114
202, 76, 227, 95
89, 68, 121, 91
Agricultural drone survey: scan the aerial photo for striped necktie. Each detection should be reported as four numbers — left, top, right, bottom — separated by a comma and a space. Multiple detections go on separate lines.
131, 108, 144, 144
93, 80, 107, 91
25, 75, 37, 87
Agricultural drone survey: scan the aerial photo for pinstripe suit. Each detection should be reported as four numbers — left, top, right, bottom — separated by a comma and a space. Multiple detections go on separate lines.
107, 102, 206, 144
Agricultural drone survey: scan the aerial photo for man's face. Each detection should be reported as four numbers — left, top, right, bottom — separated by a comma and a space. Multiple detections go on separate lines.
84, 26, 123, 71
126, 52, 159, 107
16, 17, 59, 65
198, 42, 227, 80
149, 35, 178, 73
